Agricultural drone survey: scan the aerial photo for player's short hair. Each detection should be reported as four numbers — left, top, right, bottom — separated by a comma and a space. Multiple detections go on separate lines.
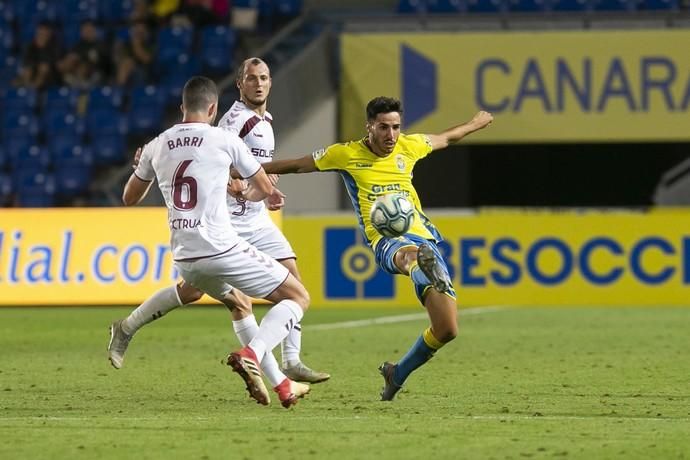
236, 57, 269, 82
182, 76, 218, 112
366, 97, 403, 121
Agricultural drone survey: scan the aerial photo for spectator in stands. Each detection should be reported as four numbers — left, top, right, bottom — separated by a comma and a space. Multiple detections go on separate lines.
114, 20, 155, 86
172, 0, 221, 28
58, 20, 111, 90
13, 22, 62, 90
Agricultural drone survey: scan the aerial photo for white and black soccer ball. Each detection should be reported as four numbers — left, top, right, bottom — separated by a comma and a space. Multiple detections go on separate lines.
370, 193, 415, 238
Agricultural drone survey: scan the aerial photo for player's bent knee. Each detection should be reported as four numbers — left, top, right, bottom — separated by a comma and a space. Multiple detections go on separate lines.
177, 282, 204, 304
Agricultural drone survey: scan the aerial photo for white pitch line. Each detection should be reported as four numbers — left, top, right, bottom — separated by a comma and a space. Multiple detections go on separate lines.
308, 306, 505, 331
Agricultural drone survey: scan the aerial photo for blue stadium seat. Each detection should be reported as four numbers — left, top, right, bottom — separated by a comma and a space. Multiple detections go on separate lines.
16, 171, 56, 207
0, 1, 16, 23
428, 0, 469, 12
42, 111, 85, 139
51, 135, 83, 160
398, 0, 428, 13
593, 0, 635, 9
61, 21, 83, 49
0, 56, 19, 88
160, 54, 201, 105
551, 0, 592, 10
98, 0, 133, 23
57, 0, 100, 25
15, 1, 58, 45
14, 145, 51, 171
638, 0, 678, 8
0, 145, 7, 171
86, 108, 128, 138
157, 26, 195, 66
2, 114, 39, 140
3, 87, 39, 111
0, 172, 12, 205
3, 135, 34, 164
200, 26, 236, 75
54, 145, 93, 197
508, 0, 549, 11
90, 135, 126, 166
467, 0, 508, 12
43, 86, 80, 113
87, 86, 124, 111
128, 85, 165, 135
274, 0, 303, 16
0, 19, 13, 52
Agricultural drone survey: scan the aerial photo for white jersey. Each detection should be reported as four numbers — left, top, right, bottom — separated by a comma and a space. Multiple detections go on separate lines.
217, 100, 275, 231
135, 122, 261, 261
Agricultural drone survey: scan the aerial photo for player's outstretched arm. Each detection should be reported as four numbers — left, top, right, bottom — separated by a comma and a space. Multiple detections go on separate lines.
262, 154, 318, 175
427, 110, 494, 151
245, 167, 275, 201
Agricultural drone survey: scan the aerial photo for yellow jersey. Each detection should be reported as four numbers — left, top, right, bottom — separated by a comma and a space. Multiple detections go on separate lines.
313, 133, 443, 249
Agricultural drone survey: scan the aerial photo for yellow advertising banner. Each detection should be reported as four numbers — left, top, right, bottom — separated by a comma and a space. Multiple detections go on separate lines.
0, 208, 279, 306
340, 30, 690, 143
3, 208, 690, 306
285, 209, 690, 307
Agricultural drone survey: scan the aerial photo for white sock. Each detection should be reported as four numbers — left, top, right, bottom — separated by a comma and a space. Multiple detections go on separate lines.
233, 314, 286, 387
248, 300, 303, 363
281, 321, 302, 367
121, 286, 182, 335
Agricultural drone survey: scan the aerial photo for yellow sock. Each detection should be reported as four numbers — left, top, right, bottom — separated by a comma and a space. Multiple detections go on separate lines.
422, 327, 444, 350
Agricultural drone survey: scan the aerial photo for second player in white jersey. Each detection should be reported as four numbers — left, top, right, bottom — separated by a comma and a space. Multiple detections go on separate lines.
134, 122, 261, 261
218, 100, 276, 232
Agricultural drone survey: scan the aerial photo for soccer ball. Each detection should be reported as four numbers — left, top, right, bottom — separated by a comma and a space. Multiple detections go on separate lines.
370, 193, 415, 238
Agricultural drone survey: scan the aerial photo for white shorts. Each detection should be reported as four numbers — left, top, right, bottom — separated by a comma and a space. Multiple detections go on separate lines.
175, 239, 289, 301
237, 222, 296, 261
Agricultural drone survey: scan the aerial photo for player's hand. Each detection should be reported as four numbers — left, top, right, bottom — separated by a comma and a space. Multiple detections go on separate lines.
471, 111, 493, 130
227, 178, 248, 198
132, 147, 143, 169
266, 188, 286, 211
267, 174, 280, 186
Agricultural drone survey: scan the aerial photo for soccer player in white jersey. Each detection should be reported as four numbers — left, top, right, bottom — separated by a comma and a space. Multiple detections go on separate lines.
115, 76, 311, 408
108, 58, 329, 385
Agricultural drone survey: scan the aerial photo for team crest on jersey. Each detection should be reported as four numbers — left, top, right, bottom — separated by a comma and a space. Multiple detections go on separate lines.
312, 148, 326, 160
396, 155, 405, 171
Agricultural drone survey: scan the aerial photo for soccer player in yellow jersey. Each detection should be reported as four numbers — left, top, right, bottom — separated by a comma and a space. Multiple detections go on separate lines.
261, 97, 493, 400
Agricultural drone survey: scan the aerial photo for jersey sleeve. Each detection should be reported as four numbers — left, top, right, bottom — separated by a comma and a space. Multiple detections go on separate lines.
218, 111, 241, 136
406, 133, 434, 160
313, 144, 349, 171
133, 137, 158, 181
227, 134, 262, 178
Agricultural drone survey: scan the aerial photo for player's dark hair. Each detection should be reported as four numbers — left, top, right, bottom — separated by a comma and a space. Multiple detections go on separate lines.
366, 97, 403, 121
182, 76, 218, 112
236, 57, 269, 82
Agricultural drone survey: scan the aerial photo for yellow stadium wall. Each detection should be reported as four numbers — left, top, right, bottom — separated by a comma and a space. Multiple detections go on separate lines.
2, 208, 690, 306
340, 30, 690, 143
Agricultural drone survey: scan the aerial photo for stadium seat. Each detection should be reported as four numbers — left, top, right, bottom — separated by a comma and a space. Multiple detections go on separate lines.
398, 0, 428, 13
0, 172, 12, 205
0, 145, 7, 171
43, 111, 85, 139
127, 85, 165, 135
200, 26, 236, 75
428, 0, 469, 12
16, 172, 56, 207
157, 26, 195, 66
90, 135, 126, 166
3, 135, 35, 164
57, 0, 99, 25
2, 114, 39, 140
14, 145, 51, 171
274, 0, 303, 17
3, 87, 38, 112
593, 0, 636, 9
467, 0, 508, 12
86, 108, 128, 138
638, 0, 678, 8
508, 0, 549, 11
0, 19, 13, 52
43, 86, 80, 113
0, 56, 19, 88
87, 86, 124, 111
54, 145, 93, 197
98, 0, 133, 23
551, 0, 592, 10
15, 1, 58, 45
160, 54, 201, 105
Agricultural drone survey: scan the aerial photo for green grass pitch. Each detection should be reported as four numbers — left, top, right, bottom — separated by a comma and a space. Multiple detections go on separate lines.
1, 306, 689, 459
